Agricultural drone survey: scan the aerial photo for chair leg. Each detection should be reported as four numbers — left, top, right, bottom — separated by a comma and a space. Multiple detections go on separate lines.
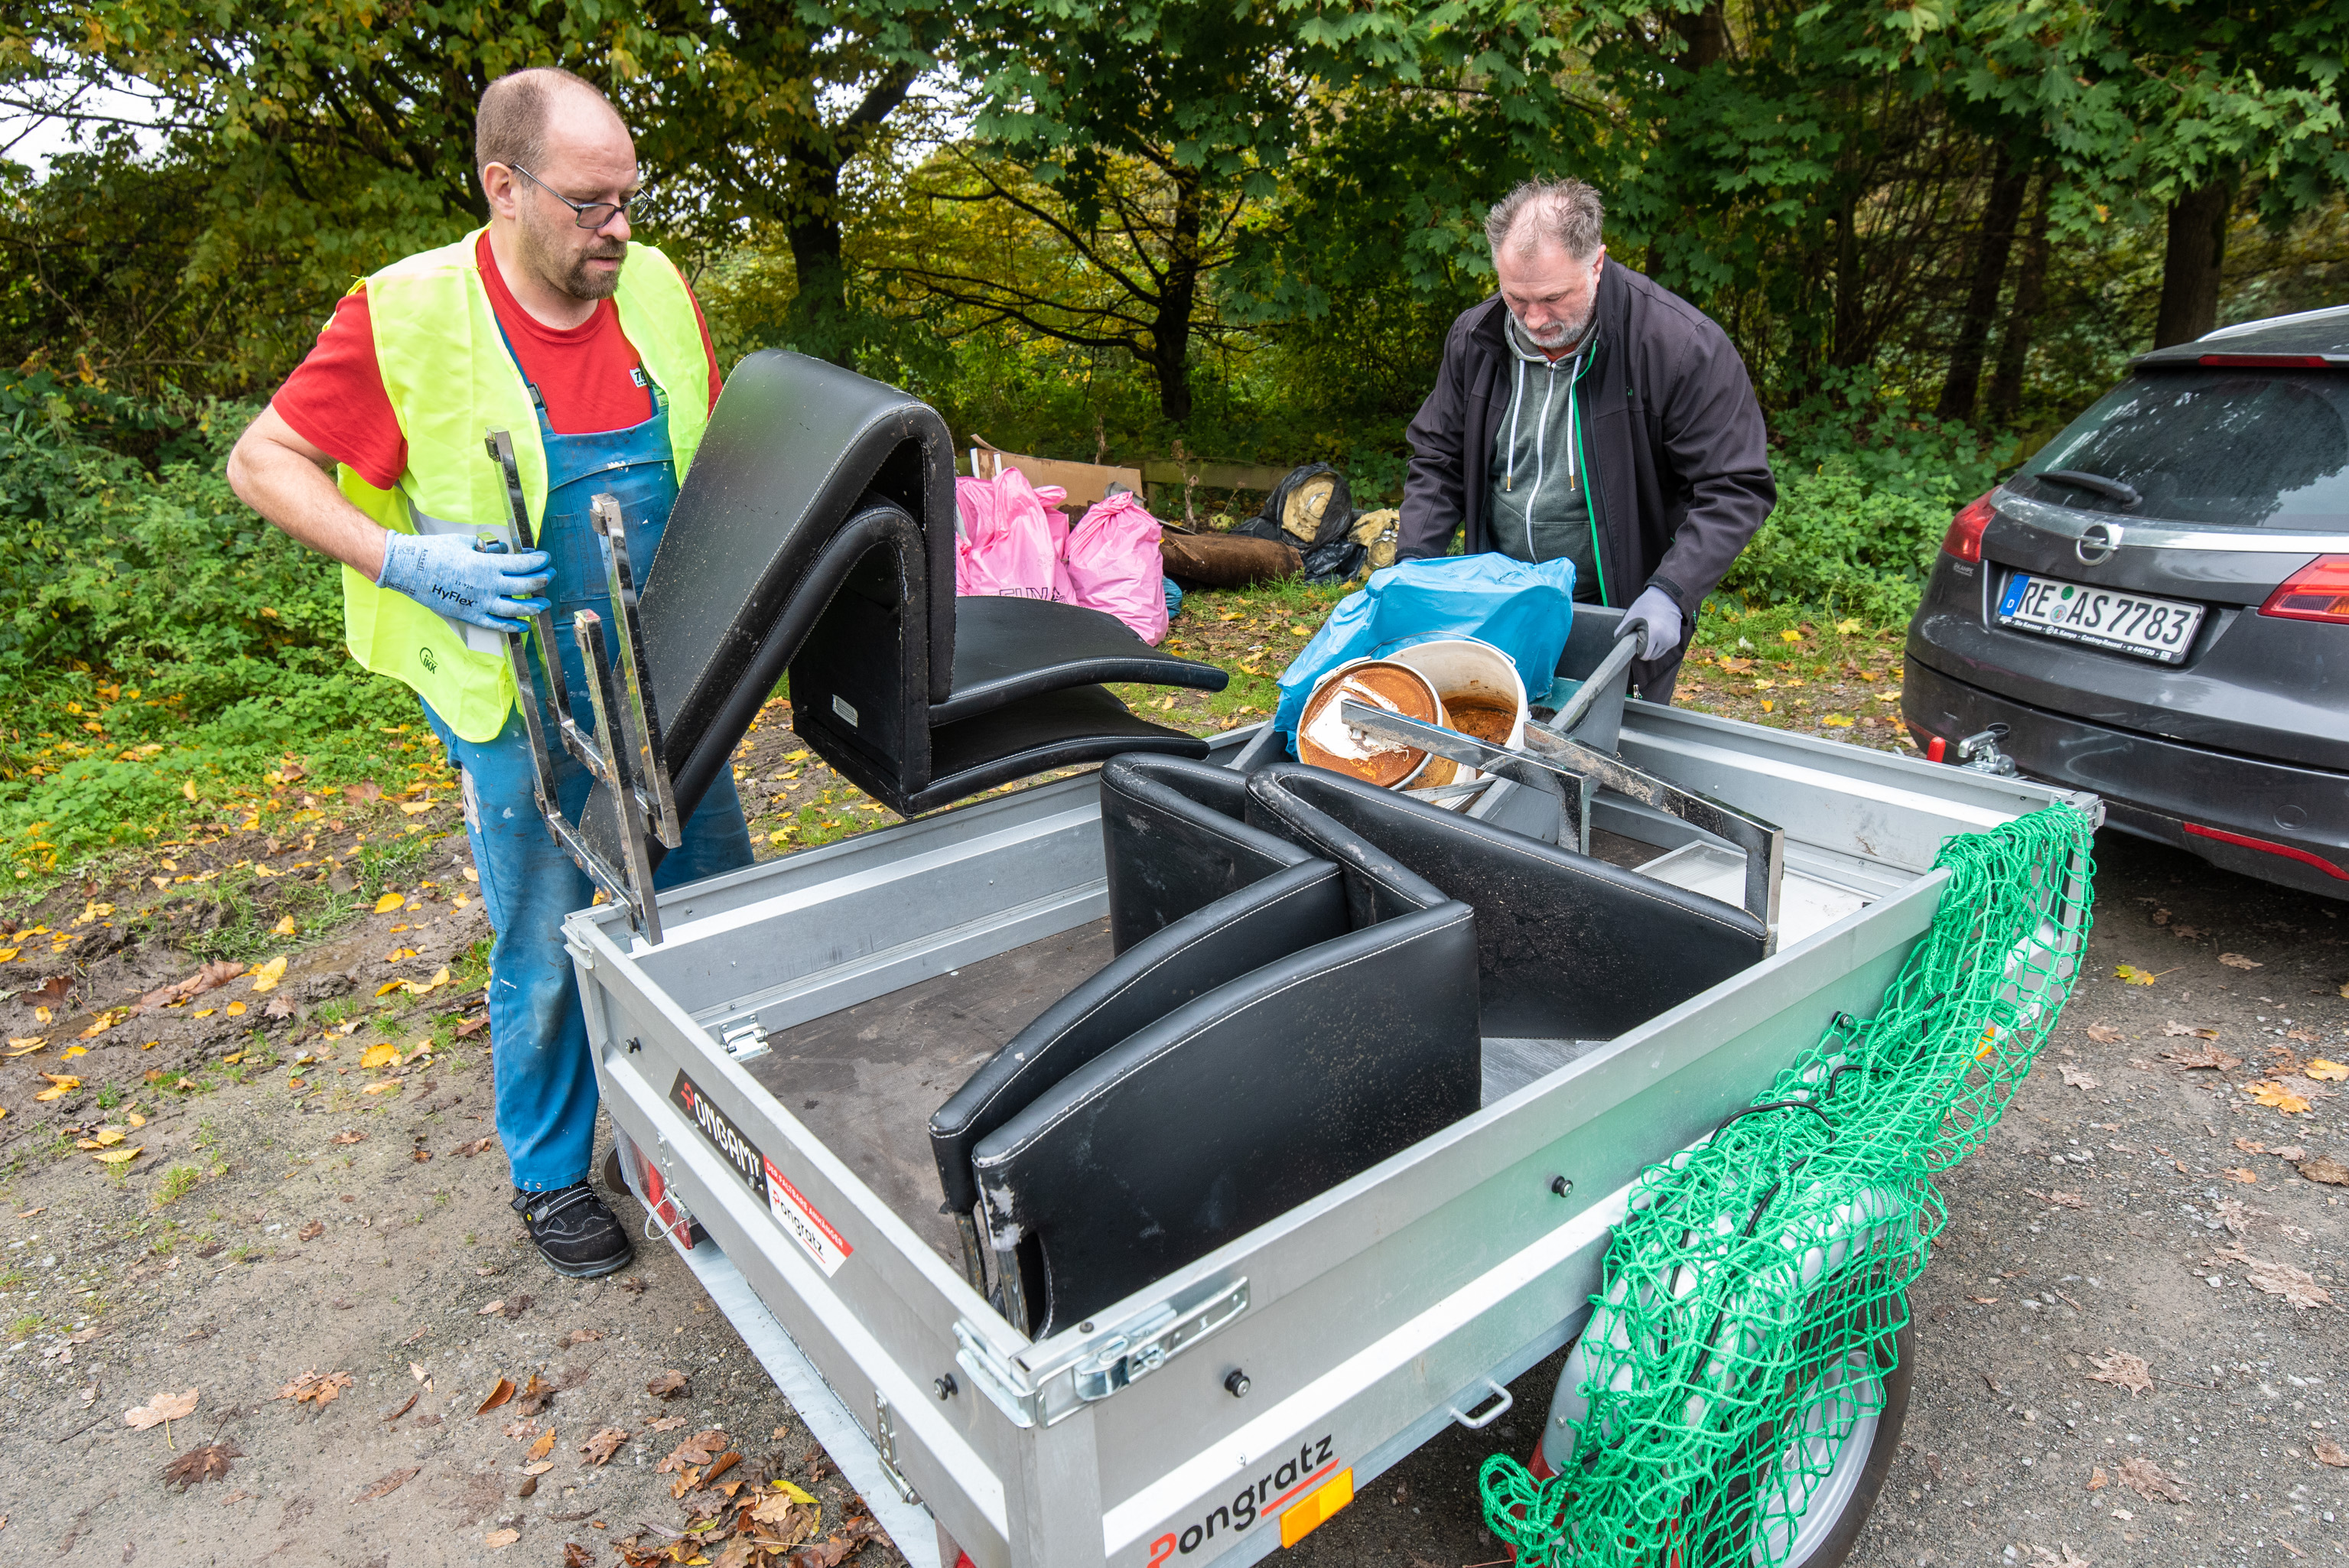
953, 1211, 989, 1296
992, 1241, 1032, 1337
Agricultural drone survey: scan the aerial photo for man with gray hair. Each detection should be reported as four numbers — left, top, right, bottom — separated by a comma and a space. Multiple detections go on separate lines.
1398, 177, 1775, 698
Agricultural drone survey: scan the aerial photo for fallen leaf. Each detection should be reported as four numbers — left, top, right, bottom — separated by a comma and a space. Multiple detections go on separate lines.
2113, 965, 2157, 986
34, 1072, 80, 1101
769, 1479, 818, 1507
580, 1426, 629, 1466
2047, 1190, 2086, 1209
484, 1528, 520, 1549
2306, 1059, 2349, 1082
92, 1146, 142, 1165
2315, 1439, 2349, 1468
2116, 1455, 2186, 1502
2161, 1021, 2207, 1037
564, 1547, 595, 1568
360, 1078, 402, 1095
273, 1369, 353, 1407
2085, 1023, 2123, 1045
271, 915, 297, 937
359, 1042, 401, 1069
2234, 1138, 2269, 1154
2271, 1145, 2308, 1162
646, 1415, 685, 1431
2218, 952, 2263, 970
2223, 1166, 2261, 1184
529, 1426, 557, 1460
294, 1218, 324, 1241
2028, 1545, 2091, 1568
328, 1130, 367, 1145
659, 1430, 729, 1473
2299, 1155, 2349, 1186
373, 891, 405, 912
124, 1387, 199, 1430
264, 993, 295, 1019
647, 1370, 690, 1399
566, 1328, 605, 1344
2163, 1045, 2240, 1070
477, 1376, 516, 1414
2058, 1064, 2100, 1091
2247, 1256, 2333, 1309
345, 781, 382, 804
382, 948, 418, 964
2248, 1081, 2313, 1114
248, 955, 288, 993
455, 1015, 490, 1039
161, 1440, 241, 1491
455, 1135, 496, 1157
479, 1300, 506, 1317
358, 1466, 419, 1501
2087, 1348, 2153, 1397
2085, 1466, 2109, 1492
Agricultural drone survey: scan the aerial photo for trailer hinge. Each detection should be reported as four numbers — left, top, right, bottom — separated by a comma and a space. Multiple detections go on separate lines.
873, 1392, 919, 1504
1072, 1277, 1249, 1402
955, 1273, 1251, 1429
719, 1020, 770, 1064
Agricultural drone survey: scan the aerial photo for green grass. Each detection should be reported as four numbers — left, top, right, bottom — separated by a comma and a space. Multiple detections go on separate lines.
6, 1313, 42, 1339
155, 1165, 200, 1205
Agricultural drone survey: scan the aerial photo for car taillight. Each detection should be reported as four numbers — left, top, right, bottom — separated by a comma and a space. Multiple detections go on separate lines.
2260, 555, 2349, 623
1941, 487, 1999, 562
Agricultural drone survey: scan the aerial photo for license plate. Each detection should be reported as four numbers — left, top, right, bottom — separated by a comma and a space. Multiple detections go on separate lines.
1996, 574, 2204, 664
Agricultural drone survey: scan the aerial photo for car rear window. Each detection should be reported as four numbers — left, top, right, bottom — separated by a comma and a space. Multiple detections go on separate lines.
2012, 368, 2349, 529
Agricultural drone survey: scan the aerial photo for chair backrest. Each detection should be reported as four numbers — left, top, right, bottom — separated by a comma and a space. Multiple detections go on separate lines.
637, 351, 958, 809
930, 860, 1349, 1216
1247, 763, 1768, 1039
1098, 754, 1320, 952
969, 899, 1482, 1336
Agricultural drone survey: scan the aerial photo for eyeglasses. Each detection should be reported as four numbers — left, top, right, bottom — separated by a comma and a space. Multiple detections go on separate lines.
508, 163, 644, 230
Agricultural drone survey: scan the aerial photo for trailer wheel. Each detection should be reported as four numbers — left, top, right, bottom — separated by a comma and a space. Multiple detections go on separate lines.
1742, 1306, 1915, 1568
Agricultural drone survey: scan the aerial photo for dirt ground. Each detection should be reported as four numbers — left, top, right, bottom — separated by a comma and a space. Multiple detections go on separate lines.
5, 626, 2342, 1567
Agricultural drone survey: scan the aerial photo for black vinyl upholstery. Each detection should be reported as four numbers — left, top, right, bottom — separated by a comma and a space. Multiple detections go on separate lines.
968, 898, 1482, 1336
928, 860, 1350, 1215
580, 350, 1229, 860
1244, 763, 1768, 1039
1098, 753, 1319, 952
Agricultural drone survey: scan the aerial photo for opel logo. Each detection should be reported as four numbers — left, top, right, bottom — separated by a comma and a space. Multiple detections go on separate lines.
2075, 522, 2123, 566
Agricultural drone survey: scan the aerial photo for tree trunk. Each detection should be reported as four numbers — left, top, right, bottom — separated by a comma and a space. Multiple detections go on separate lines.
1670, 2, 1729, 72
1147, 168, 1203, 424
2152, 176, 2234, 349
1936, 147, 2027, 422
786, 162, 854, 369
1830, 196, 1867, 369
1986, 176, 2050, 427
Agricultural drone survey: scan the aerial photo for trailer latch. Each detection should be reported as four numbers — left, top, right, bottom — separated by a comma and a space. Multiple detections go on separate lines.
719, 1020, 770, 1064
1072, 1277, 1249, 1402
872, 1392, 919, 1505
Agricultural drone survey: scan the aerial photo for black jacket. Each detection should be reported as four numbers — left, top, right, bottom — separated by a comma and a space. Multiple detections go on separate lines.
1399, 264, 1775, 695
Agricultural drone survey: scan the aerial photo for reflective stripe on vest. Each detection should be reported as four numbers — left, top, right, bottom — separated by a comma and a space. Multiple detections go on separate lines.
337, 229, 713, 743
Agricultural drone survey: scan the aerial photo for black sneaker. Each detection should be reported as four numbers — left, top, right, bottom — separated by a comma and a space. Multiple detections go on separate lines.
512, 1183, 636, 1278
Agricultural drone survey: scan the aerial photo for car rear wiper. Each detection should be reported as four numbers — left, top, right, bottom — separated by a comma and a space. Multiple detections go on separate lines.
2036, 469, 2142, 508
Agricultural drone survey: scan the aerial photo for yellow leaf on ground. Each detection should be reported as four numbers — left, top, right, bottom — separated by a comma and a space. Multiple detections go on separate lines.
181, 778, 198, 802
1821, 714, 1853, 727
360, 1043, 400, 1069
224, 1001, 246, 1017
382, 948, 418, 965
2114, 965, 2158, 985
361, 1079, 401, 1095
127, 1111, 145, 1127
1778, 629, 1804, 642
251, 955, 288, 992
1834, 618, 1864, 634
399, 801, 434, 815
2305, 1059, 2348, 1082
461, 867, 478, 882
270, 916, 296, 938
376, 981, 407, 997
0, 947, 16, 962
769, 1479, 818, 1505
2248, 1081, 2313, 1114
420, 968, 450, 993
93, 1147, 142, 1164
373, 892, 405, 913
61, 1044, 86, 1059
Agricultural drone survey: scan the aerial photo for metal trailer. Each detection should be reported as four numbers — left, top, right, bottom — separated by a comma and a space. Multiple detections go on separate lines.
561, 678, 2097, 1568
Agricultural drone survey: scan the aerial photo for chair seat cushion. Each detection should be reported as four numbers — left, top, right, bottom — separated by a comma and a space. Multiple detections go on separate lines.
932, 597, 1226, 725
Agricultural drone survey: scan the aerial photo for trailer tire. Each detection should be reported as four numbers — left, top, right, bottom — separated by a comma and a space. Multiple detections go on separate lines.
1739, 1305, 1915, 1568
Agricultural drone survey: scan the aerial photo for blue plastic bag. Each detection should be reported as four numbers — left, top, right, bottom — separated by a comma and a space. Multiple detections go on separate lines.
1273, 555, 1576, 745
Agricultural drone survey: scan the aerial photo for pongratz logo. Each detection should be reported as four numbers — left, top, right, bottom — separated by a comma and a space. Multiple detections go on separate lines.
1144, 1434, 1339, 1563
669, 1069, 765, 1195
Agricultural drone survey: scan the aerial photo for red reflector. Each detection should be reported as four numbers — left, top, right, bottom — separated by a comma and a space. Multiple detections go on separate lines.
2260, 555, 2349, 623
1941, 487, 1999, 563
2198, 353, 2334, 369
2182, 822, 2349, 883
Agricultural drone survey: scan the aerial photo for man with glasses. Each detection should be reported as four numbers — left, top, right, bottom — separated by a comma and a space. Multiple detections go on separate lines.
227, 67, 753, 1279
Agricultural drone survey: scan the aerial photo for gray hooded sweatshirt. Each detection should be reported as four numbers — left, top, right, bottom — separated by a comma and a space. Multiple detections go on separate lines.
1488, 312, 1603, 602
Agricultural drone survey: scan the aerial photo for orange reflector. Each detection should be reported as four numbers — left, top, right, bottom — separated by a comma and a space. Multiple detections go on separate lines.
1279, 1466, 1355, 1547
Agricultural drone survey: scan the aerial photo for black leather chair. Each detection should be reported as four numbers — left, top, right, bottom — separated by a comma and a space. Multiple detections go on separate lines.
956, 891, 1480, 1336
1098, 753, 1319, 952
1243, 763, 1769, 1040
581, 350, 1228, 864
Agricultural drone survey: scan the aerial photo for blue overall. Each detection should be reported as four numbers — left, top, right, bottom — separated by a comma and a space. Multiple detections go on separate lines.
419, 382, 754, 1192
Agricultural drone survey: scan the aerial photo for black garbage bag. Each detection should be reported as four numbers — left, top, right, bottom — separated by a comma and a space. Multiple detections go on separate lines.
1231, 464, 1354, 550
1298, 535, 1366, 584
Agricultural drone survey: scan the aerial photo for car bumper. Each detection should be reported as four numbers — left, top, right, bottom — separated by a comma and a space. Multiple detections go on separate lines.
1904, 660, 2349, 899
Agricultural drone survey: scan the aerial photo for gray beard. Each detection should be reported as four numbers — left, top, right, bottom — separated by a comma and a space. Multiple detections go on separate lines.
1513, 303, 1593, 353
519, 213, 625, 303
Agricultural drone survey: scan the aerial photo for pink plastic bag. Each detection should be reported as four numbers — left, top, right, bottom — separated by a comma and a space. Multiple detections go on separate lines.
955, 468, 1069, 600
1065, 491, 1169, 644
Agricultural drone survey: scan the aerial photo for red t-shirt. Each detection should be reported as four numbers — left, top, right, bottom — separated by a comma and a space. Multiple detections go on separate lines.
274, 232, 723, 491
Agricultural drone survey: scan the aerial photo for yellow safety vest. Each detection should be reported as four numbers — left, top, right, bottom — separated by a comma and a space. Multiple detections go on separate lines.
337, 228, 714, 742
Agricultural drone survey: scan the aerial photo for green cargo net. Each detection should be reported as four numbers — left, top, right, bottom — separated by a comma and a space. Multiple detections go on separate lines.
1482, 802, 2097, 1568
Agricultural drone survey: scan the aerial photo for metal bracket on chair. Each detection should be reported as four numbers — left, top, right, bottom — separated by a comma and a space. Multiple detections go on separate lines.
484, 431, 681, 945
1339, 701, 1786, 940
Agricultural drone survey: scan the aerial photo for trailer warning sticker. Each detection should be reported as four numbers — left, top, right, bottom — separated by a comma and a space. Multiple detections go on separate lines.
669, 1069, 853, 1276
763, 1157, 853, 1276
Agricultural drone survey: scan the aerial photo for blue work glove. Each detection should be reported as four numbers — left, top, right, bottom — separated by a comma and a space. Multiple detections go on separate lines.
1622, 584, 1684, 661
376, 531, 551, 633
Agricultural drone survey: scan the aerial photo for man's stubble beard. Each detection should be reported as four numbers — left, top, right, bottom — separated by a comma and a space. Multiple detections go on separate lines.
1516, 297, 1593, 351
519, 208, 626, 303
